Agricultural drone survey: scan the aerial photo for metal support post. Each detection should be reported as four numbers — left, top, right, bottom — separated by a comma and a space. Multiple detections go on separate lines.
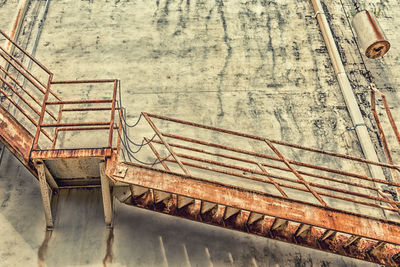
36, 162, 53, 229
100, 161, 113, 226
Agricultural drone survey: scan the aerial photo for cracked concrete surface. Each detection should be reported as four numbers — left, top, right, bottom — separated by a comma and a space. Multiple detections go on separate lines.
0, 0, 399, 266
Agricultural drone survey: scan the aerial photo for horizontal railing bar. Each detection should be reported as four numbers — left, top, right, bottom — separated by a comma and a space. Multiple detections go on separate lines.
0, 46, 46, 89
0, 29, 52, 74
0, 50, 46, 91
57, 126, 119, 131
0, 75, 42, 116
0, 49, 61, 101
0, 87, 37, 123
162, 132, 400, 187
144, 113, 399, 171
51, 79, 117, 84
61, 107, 114, 112
0, 88, 53, 141
173, 152, 400, 207
0, 65, 57, 120
46, 99, 113, 105
164, 158, 398, 212
150, 139, 382, 193
41, 121, 110, 127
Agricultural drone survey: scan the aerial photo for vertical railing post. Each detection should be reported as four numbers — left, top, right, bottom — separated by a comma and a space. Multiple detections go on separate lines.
370, 84, 400, 198
36, 161, 54, 229
145, 137, 171, 171
100, 161, 113, 226
116, 108, 123, 158
265, 139, 327, 206
108, 80, 118, 148
33, 73, 53, 150
142, 112, 190, 176
51, 104, 63, 149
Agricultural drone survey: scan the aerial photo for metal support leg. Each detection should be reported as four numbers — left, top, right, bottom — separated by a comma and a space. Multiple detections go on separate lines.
36, 162, 53, 229
100, 161, 112, 226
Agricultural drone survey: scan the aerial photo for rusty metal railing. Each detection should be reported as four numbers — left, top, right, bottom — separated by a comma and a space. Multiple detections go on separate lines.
370, 83, 400, 189
0, 29, 120, 155
0, 29, 60, 142
136, 112, 400, 219
32, 79, 119, 151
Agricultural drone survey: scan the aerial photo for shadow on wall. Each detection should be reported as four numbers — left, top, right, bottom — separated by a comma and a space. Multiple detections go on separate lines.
0, 149, 373, 267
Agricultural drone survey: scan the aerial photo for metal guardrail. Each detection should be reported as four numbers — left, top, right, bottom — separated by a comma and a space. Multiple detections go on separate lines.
140, 112, 400, 217
370, 83, 400, 188
33, 79, 119, 151
109, 112, 400, 266
0, 29, 120, 155
0, 29, 58, 142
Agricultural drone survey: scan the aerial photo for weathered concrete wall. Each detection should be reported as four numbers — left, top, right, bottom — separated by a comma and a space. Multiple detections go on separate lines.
1, 0, 399, 266
323, 0, 400, 164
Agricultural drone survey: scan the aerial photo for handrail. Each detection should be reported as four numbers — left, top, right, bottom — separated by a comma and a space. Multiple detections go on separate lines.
136, 113, 400, 221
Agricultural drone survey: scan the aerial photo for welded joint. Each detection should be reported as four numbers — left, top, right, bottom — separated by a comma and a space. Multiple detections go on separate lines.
33, 160, 58, 191
392, 251, 400, 264
295, 224, 312, 238
212, 205, 226, 224
224, 207, 240, 220
113, 186, 131, 202
177, 196, 194, 209
185, 199, 201, 218
270, 218, 288, 231
367, 241, 386, 258
154, 190, 172, 204
319, 229, 336, 242
247, 213, 264, 225
343, 235, 361, 249
235, 210, 251, 229
201, 202, 216, 214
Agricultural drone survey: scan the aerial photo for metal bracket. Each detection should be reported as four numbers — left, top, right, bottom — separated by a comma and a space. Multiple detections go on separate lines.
346, 123, 367, 131
315, 10, 325, 18
114, 166, 128, 178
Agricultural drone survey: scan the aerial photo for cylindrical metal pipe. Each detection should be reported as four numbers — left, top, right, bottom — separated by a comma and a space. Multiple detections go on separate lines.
352, 10, 390, 59
310, 1, 386, 185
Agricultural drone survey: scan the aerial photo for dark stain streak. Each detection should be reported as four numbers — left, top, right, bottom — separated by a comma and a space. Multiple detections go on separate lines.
174, 0, 188, 36
186, 0, 190, 12
247, 92, 263, 118
273, 108, 290, 140
292, 41, 300, 61
265, 14, 276, 82
0, 0, 7, 8
38, 230, 52, 267
163, 0, 170, 16
0, 192, 10, 208
103, 227, 114, 266
215, 0, 231, 118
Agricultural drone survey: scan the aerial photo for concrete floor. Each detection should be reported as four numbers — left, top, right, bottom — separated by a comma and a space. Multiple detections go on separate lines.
1, 0, 399, 266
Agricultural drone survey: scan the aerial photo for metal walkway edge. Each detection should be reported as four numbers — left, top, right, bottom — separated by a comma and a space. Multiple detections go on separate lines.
0, 104, 35, 175
108, 161, 400, 266
105, 112, 400, 266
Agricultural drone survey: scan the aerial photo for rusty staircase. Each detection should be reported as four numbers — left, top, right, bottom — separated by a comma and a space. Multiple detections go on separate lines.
1, 29, 400, 266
